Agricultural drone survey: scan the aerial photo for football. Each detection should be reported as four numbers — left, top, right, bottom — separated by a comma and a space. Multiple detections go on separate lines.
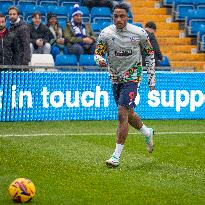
8, 178, 36, 203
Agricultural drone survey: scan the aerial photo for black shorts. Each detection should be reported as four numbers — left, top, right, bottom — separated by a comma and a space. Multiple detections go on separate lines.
112, 81, 138, 108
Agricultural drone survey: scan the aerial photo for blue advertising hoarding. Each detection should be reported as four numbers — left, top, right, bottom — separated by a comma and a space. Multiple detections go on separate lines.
0, 71, 204, 121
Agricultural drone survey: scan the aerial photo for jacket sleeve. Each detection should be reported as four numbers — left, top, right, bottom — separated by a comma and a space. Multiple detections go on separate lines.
86, 24, 96, 42
94, 30, 107, 65
20, 24, 31, 65
63, 24, 83, 44
140, 30, 156, 87
149, 33, 163, 61
42, 26, 50, 44
29, 25, 37, 46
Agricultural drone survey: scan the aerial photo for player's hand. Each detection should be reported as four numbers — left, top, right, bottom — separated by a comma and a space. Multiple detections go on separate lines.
149, 86, 155, 91
98, 59, 108, 67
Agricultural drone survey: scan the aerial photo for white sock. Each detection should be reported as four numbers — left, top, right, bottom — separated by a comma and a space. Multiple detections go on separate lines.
113, 144, 124, 159
140, 125, 151, 137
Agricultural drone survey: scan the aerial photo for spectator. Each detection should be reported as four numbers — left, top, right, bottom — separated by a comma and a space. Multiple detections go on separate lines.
82, 0, 113, 10
29, 12, 51, 55
0, 14, 14, 65
142, 21, 163, 66
8, 6, 30, 65
64, 4, 96, 59
47, 13, 68, 60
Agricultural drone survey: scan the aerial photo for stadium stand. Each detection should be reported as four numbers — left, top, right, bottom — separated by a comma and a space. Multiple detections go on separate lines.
91, 7, 112, 24
79, 54, 101, 71
1, 0, 204, 71
130, 0, 205, 71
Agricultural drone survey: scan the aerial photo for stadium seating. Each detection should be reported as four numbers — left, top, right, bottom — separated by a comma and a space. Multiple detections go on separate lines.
79, 54, 100, 71
59, 0, 81, 7
55, 54, 78, 66
91, 22, 103, 35
79, 54, 96, 66
0, 0, 14, 8
159, 56, 171, 67
58, 18, 68, 29
197, 24, 205, 51
174, 4, 194, 21
79, 6, 90, 23
128, 11, 133, 23
39, 0, 58, 6
55, 54, 79, 71
47, 5, 68, 17
91, 7, 112, 24
162, 0, 174, 7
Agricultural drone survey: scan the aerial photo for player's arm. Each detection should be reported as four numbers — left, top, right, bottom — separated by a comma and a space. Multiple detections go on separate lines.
94, 32, 108, 67
140, 34, 156, 90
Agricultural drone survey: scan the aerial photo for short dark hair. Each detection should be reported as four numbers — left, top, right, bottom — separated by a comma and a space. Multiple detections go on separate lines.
8, 6, 20, 15
145, 21, 157, 30
32, 12, 41, 18
113, 2, 130, 13
0, 13, 5, 18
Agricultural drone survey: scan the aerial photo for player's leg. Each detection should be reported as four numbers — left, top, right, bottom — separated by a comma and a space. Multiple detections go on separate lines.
106, 82, 136, 167
106, 105, 129, 167
128, 109, 154, 153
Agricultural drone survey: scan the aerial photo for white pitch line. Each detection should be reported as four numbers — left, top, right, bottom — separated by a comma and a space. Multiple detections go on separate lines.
0, 131, 205, 138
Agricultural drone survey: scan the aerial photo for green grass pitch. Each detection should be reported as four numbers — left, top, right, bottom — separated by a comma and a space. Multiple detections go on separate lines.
0, 120, 205, 205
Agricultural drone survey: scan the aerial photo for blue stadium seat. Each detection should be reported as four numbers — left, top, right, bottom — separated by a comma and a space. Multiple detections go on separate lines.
58, 18, 68, 29
55, 54, 79, 71
194, 0, 205, 6
79, 54, 96, 66
55, 54, 78, 66
197, 5, 205, 12
197, 24, 205, 51
0, 0, 14, 9
2, 3, 14, 15
175, 4, 194, 20
80, 6, 90, 23
91, 7, 112, 23
17, 0, 36, 11
91, 22, 103, 35
188, 19, 205, 36
59, 0, 81, 7
102, 21, 112, 29
39, 0, 58, 6
79, 54, 101, 71
128, 11, 133, 23
162, 0, 174, 7
185, 9, 205, 35
47, 5, 69, 18
159, 56, 171, 67
201, 34, 205, 51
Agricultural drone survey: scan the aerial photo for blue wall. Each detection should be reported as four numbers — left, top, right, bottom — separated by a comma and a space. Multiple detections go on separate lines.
0, 71, 204, 121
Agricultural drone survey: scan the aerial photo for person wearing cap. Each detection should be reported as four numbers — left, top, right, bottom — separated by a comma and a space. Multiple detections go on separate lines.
47, 12, 69, 61
8, 6, 30, 65
64, 4, 96, 59
29, 12, 51, 55
142, 21, 163, 66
